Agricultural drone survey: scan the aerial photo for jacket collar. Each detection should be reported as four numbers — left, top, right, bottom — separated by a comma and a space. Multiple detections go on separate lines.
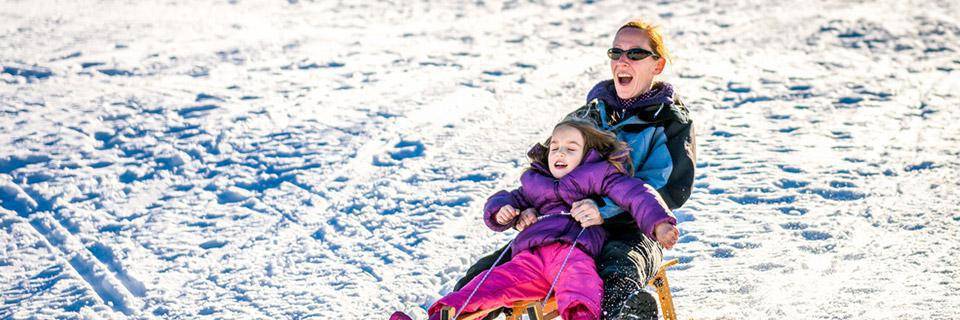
588, 81, 676, 126
528, 145, 605, 178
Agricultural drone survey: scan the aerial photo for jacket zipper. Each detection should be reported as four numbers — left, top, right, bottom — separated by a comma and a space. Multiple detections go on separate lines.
553, 180, 561, 204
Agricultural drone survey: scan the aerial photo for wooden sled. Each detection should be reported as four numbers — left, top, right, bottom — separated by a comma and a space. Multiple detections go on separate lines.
441, 259, 679, 320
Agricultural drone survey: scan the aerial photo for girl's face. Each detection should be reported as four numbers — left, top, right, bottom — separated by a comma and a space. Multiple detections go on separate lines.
610, 27, 666, 99
548, 125, 586, 179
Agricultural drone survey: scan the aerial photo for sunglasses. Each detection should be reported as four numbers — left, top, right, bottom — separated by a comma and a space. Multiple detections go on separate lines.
607, 47, 659, 61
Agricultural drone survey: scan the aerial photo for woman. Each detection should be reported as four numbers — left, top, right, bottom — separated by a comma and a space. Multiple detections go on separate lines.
455, 19, 695, 320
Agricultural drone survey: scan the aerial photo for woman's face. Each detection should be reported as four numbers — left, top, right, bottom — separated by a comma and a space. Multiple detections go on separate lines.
610, 27, 665, 99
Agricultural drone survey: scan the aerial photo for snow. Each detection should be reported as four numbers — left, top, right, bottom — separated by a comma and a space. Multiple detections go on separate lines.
1, 0, 959, 319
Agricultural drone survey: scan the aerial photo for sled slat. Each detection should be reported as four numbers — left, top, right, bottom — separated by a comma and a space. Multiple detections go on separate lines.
509, 299, 556, 320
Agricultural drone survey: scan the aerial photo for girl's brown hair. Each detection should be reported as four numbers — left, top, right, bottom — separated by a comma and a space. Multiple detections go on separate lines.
528, 119, 633, 175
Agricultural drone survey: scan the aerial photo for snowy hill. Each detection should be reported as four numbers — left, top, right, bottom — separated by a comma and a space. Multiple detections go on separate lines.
1, 0, 958, 319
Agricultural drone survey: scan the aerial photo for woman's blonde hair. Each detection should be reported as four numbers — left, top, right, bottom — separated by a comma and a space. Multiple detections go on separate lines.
528, 119, 633, 175
618, 20, 672, 64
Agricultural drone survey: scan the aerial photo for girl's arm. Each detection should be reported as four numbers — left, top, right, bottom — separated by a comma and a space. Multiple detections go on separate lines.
483, 187, 531, 232
600, 168, 677, 240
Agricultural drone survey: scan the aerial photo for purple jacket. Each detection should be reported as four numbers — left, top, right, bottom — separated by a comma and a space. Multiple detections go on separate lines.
483, 146, 676, 258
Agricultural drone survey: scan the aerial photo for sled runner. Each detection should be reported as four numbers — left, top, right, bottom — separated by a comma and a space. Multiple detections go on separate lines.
440, 259, 680, 320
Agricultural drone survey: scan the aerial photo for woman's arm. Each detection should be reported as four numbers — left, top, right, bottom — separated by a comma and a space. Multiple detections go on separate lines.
652, 109, 695, 209
626, 100, 695, 210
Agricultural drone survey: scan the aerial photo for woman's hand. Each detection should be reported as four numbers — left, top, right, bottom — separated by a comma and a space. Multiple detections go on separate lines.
571, 199, 603, 228
654, 222, 679, 249
515, 208, 538, 231
495, 205, 519, 225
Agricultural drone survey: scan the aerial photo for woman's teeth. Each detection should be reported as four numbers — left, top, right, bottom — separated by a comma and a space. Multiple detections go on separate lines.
617, 74, 633, 85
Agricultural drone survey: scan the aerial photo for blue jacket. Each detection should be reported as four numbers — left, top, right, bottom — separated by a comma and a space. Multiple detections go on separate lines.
567, 80, 696, 233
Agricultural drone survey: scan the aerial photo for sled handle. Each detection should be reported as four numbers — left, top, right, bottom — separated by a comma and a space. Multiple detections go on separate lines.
440, 307, 454, 320
647, 259, 679, 320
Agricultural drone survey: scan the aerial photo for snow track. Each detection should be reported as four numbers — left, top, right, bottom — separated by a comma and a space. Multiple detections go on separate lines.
29, 212, 143, 316
0, 178, 135, 317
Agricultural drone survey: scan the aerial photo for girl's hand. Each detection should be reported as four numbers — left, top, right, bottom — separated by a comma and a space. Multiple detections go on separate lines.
654, 222, 679, 249
571, 199, 603, 228
495, 205, 519, 225
515, 208, 538, 231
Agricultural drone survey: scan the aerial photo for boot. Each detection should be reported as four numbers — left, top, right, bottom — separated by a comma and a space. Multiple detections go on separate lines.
603, 289, 659, 320
610, 290, 658, 320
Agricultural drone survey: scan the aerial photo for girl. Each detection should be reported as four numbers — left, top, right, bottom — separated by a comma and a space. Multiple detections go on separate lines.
395, 119, 679, 320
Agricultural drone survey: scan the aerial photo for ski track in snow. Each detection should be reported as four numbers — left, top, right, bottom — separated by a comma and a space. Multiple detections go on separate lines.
1, 0, 959, 319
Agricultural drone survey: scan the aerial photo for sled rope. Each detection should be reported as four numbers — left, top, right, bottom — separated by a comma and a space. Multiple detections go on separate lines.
536, 211, 572, 221
453, 238, 514, 320
541, 227, 586, 309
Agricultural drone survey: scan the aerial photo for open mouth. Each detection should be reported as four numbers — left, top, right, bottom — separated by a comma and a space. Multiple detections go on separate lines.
617, 73, 634, 86
553, 161, 568, 170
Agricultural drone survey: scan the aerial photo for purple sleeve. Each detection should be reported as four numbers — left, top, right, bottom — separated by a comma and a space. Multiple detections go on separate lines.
483, 188, 530, 232
600, 167, 676, 240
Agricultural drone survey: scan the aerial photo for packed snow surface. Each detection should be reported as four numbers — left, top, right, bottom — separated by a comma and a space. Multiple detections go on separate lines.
1, 0, 959, 319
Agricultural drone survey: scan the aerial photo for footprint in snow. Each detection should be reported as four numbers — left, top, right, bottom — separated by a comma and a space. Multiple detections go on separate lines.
777, 206, 808, 216
904, 161, 936, 172
388, 140, 425, 161
195, 93, 225, 102
780, 222, 809, 230
801, 230, 832, 241
726, 82, 751, 93
807, 188, 865, 201
778, 164, 803, 174
830, 180, 857, 188
727, 194, 796, 205
678, 235, 698, 244
779, 126, 800, 133
751, 262, 785, 271
837, 96, 863, 105
456, 173, 498, 182
775, 178, 809, 189
0, 154, 51, 174
712, 248, 735, 258
199, 239, 228, 250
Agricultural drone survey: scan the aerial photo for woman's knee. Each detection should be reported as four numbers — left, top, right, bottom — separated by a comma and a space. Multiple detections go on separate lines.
597, 248, 643, 278
597, 239, 661, 282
